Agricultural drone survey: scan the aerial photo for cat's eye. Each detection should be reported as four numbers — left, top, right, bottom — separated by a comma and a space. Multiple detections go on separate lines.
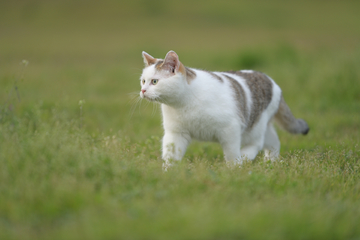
142, 79, 145, 85
151, 79, 159, 85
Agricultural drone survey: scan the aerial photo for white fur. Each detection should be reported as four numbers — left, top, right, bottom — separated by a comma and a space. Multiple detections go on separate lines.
140, 54, 282, 167
240, 77, 282, 161
240, 70, 254, 74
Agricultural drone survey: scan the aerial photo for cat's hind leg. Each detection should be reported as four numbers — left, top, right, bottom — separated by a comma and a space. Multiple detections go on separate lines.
240, 145, 262, 161
240, 118, 268, 161
263, 123, 280, 161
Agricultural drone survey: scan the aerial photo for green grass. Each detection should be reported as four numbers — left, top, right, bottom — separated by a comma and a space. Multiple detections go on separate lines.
1, 0, 360, 239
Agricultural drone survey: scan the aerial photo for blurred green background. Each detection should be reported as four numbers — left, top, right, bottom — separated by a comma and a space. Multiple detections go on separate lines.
1, 1, 360, 239
1, 0, 359, 146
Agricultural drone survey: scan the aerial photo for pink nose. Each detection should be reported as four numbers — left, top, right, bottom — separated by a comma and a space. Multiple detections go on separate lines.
141, 89, 146, 94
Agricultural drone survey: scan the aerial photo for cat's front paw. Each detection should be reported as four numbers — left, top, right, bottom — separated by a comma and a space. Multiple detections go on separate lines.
225, 158, 246, 168
162, 161, 173, 172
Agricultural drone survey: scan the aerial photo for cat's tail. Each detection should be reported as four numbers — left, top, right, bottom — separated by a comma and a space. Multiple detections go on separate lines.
274, 95, 309, 135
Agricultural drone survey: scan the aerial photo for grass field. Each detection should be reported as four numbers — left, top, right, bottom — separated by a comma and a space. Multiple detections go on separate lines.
1, 0, 360, 239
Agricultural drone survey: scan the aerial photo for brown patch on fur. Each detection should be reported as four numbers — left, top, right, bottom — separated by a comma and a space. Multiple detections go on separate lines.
227, 71, 273, 128
275, 95, 309, 135
222, 74, 248, 123
185, 67, 197, 84
204, 71, 223, 83
178, 62, 197, 84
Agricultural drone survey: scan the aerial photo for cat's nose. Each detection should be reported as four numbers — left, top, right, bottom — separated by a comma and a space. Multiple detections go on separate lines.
141, 89, 146, 94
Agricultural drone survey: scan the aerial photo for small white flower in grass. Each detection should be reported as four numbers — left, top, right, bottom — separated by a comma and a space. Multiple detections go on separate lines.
21, 60, 29, 66
248, 171, 252, 175
79, 100, 85, 129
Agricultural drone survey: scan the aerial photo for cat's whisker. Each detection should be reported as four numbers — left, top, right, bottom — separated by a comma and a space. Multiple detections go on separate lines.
128, 91, 140, 98
156, 102, 160, 114
128, 92, 141, 106
153, 101, 161, 117
129, 95, 142, 119
157, 96, 169, 106
151, 103, 156, 117
138, 96, 144, 115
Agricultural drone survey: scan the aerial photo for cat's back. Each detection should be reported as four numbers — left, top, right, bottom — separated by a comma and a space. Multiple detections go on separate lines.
162, 68, 282, 138
225, 70, 281, 128
193, 69, 282, 130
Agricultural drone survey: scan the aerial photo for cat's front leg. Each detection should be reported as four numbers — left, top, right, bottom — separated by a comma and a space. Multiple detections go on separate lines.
162, 132, 191, 169
222, 141, 243, 165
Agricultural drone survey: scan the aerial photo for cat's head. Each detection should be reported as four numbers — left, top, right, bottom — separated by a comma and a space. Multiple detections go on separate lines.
139, 51, 193, 105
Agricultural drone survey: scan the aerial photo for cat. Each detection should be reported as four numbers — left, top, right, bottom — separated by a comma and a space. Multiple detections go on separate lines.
139, 50, 309, 168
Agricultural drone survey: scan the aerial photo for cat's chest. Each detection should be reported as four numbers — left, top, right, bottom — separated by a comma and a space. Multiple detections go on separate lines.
162, 104, 225, 141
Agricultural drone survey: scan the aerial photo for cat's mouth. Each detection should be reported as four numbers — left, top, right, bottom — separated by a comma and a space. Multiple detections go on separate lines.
143, 94, 159, 102
140, 91, 162, 103
144, 96, 154, 101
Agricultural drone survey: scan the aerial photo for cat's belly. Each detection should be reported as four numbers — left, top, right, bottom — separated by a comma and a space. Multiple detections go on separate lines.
187, 124, 219, 142
180, 115, 234, 142
162, 104, 241, 143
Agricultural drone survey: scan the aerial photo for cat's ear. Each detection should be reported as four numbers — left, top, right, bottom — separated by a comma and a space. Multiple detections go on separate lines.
142, 51, 156, 67
162, 50, 180, 74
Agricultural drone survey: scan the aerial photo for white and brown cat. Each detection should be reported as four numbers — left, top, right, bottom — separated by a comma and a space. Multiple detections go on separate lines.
140, 50, 309, 167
